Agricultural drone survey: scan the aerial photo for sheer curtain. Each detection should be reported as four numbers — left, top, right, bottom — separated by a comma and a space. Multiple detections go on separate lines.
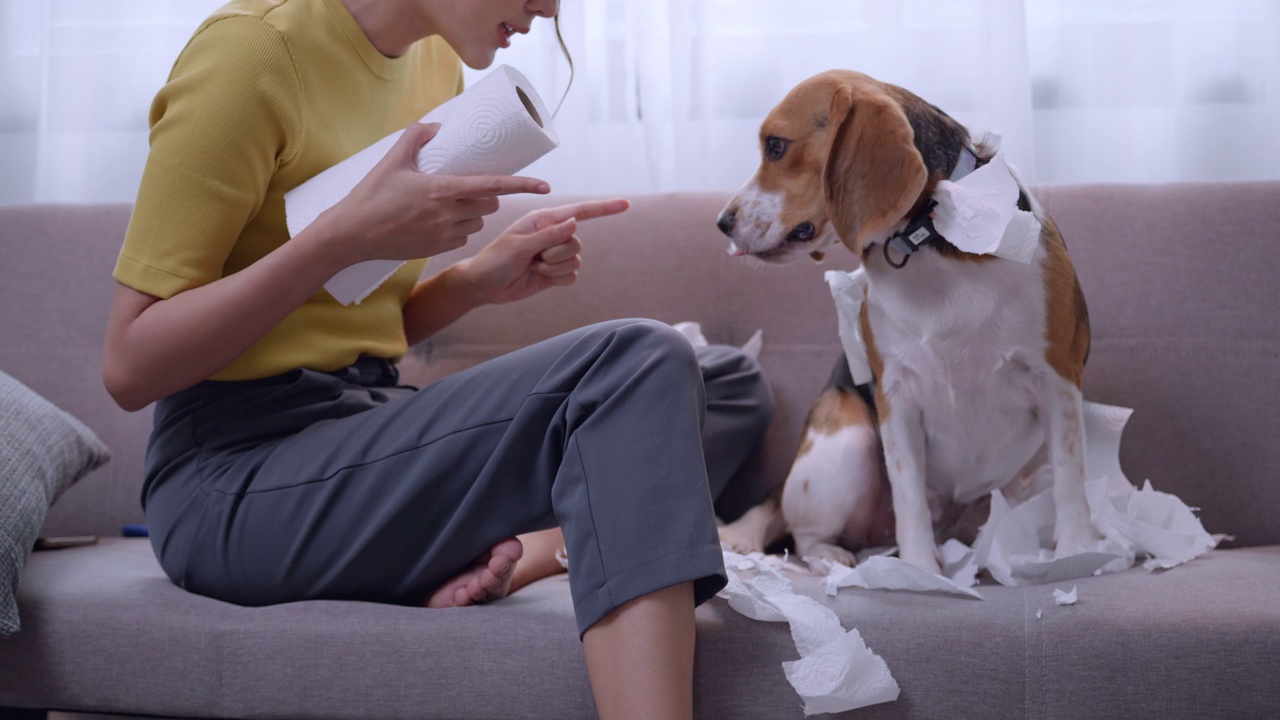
2, 0, 1278, 205
0, 0, 226, 204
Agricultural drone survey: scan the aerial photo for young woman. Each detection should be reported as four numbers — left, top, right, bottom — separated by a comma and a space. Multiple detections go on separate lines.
102, 1, 772, 717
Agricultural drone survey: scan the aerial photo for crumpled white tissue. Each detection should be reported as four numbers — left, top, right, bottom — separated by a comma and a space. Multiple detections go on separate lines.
823, 269, 873, 385
718, 551, 900, 714
971, 401, 1221, 585
818, 552, 983, 600
806, 401, 1220, 596
1053, 585, 1079, 605
931, 151, 1041, 264
672, 321, 764, 360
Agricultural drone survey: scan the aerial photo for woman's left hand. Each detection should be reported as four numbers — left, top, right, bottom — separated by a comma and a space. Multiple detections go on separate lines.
454, 198, 630, 306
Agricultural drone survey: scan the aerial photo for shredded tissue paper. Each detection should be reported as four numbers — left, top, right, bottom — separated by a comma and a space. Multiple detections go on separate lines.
718, 552, 901, 715
673, 322, 763, 360
285, 64, 559, 305
704, 147, 1222, 715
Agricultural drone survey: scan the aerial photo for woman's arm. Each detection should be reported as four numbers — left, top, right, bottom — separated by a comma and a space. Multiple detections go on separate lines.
103, 124, 549, 411
103, 219, 350, 412
402, 199, 630, 346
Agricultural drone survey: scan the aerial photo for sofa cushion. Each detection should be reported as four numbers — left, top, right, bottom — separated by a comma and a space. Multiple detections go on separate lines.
3, 538, 1278, 719
0, 370, 110, 637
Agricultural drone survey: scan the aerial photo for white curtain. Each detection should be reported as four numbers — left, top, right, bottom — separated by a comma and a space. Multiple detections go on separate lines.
3, 0, 1278, 205
0, 0, 226, 204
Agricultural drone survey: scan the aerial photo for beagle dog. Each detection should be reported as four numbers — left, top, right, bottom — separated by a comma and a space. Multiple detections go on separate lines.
715, 70, 1098, 574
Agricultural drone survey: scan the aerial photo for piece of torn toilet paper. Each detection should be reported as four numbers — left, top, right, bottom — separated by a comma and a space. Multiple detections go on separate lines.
809, 401, 1220, 597
971, 401, 1221, 586
673, 321, 764, 360
1053, 585, 1078, 605
285, 65, 559, 305
823, 269, 873, 385
718, 551, 900, 714
930, 151, 1041, 265
818, 552, 983, 600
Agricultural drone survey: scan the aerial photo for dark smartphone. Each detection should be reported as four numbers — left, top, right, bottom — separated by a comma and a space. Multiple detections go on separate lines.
33, 535, 98, 550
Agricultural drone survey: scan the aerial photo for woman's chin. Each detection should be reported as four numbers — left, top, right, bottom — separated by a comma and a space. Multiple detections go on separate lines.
458, 47, 499, 71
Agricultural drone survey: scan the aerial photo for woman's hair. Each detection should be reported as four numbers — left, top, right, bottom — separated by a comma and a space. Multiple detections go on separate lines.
552, 14, 573, 118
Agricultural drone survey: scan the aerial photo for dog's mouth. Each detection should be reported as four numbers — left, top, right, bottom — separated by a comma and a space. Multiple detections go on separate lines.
731, 221, 820, 264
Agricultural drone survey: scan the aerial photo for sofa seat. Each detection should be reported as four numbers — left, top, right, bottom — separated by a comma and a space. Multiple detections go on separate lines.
6, 539, 1279, 719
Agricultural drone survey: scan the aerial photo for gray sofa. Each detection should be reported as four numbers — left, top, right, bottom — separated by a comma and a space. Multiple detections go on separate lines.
2, 183, 1278, 719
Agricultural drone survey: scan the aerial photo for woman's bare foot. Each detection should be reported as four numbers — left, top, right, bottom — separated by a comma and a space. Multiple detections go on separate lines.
510, 527, 570, 593
426, 538, 524, 608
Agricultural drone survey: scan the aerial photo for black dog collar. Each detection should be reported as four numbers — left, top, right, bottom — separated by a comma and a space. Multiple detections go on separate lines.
879, 146, 980, 270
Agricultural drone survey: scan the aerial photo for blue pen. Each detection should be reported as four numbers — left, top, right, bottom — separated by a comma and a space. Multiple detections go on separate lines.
121, 524, 149, 538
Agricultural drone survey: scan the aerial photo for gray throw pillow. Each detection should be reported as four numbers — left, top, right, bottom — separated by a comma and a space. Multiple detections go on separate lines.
1, 370, 110, 637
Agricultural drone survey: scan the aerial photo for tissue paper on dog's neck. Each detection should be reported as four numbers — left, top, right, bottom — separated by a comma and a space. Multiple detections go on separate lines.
931, 151, 1040, 264
284, 64, 559, 306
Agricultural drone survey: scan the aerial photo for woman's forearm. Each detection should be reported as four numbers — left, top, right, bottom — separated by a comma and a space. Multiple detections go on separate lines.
103, 218, 354, 411
402, 265, 487, 346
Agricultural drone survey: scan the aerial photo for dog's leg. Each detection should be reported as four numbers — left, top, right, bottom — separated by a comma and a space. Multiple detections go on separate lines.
879, 400, 940, 573
1039, 377, 1101, 556
782, 422, 881, 567
718, 496, 788, 555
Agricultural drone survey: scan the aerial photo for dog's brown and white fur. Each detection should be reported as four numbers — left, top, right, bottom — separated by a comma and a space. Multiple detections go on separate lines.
716, 70, 1098, 574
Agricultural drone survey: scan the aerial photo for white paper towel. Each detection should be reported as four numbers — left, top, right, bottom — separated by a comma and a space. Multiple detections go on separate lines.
810, 402, 1221, 596
823, 269, 873, 386
971, 401, 1221, 585
820, 553, 984, 600
673, 321, 764, 359
718, 551, 900, 714
931, 151, 1041, 265
284, 64, 559, 305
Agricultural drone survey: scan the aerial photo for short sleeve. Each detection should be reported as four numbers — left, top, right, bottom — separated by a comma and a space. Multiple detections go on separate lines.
114, 16, 303, 299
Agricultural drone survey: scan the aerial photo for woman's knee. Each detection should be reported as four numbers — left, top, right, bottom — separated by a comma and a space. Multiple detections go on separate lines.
586, 319, 703, 387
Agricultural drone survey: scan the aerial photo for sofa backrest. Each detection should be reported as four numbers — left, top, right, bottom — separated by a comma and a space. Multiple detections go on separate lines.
2, 183, 1277, 546
1, 204, 148, 537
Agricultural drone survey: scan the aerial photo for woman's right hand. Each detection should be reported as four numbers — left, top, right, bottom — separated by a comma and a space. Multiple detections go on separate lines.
316, 122, 550, 267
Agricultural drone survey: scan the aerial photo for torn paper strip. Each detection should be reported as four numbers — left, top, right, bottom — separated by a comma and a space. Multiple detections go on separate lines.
673, 321, 709, 348
673, 321, 764, 359
931, 152, 1041, 264
824, 269, 873, 385
819, 555, 983, 600
1053, 585, 1079, 605
718, 552, 899, 714
783, 629, 901, 716
972, 401, 1220, 586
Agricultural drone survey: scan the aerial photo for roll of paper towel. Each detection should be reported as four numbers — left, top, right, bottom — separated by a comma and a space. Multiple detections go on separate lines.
285, 64, 559, 305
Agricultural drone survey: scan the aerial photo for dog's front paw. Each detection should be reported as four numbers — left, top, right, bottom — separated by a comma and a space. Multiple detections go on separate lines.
718, 524, 763, 555
799, 541, 859, 568
1054, 522, 1102, 558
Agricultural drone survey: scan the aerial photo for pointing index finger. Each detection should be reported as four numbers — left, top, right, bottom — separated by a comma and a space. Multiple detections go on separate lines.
537, 199, 631, 229
447, 175, 551, 198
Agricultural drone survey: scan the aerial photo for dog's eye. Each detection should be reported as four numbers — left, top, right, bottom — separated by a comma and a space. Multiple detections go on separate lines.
764, 136, 790, 162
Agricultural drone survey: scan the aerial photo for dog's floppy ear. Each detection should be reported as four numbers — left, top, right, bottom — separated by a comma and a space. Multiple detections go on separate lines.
823, 80, 928, 251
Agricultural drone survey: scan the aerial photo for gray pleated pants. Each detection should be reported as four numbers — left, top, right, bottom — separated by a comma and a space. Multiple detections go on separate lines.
142, 319, 773, 635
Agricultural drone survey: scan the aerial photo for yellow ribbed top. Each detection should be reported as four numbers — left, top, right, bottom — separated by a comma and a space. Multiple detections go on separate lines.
115, 0, 463, 381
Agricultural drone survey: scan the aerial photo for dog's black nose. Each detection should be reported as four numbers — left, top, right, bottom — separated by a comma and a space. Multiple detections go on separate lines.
716, 210, 737, 237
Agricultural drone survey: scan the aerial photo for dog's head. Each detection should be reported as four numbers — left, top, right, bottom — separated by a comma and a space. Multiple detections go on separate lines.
716, 69, 969, 263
